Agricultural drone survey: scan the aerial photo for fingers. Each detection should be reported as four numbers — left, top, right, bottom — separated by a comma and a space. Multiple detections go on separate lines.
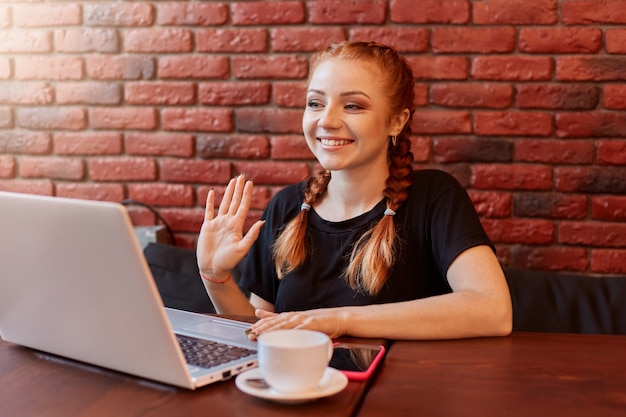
217, 175, 253, 216
203, 188, 216, 222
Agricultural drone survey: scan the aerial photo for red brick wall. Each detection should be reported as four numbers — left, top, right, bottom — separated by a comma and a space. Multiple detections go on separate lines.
1, 0, 625, 274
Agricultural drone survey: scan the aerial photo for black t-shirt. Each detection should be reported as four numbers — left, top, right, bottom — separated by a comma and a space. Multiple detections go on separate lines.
238, 169, 494, 313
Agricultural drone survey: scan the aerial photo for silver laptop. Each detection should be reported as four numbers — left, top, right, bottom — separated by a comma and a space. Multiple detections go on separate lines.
0, 191, 257, 390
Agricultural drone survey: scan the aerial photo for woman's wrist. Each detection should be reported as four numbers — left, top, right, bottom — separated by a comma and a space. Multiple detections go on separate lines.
199, 270, 232, 284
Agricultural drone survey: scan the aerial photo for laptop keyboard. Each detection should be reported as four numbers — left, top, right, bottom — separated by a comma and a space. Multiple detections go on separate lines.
176, 334, 256, 369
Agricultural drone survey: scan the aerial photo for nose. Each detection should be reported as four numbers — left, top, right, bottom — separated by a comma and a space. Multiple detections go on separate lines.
317, 105, 342, 130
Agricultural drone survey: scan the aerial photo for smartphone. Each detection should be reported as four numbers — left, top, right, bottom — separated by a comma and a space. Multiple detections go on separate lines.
329, 342, 386, 381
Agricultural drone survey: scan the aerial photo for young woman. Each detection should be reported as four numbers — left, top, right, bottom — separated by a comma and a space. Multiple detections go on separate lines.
196, 41, 512, 340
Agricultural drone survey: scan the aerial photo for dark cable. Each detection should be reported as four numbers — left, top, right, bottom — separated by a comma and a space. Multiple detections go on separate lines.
120, 199, 177, 246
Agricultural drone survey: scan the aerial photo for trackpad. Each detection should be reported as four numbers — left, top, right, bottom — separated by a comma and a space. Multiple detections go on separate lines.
184, 321, 246, 341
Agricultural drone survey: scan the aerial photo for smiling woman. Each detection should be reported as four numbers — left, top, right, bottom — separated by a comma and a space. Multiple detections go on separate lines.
196, 41, 513, 341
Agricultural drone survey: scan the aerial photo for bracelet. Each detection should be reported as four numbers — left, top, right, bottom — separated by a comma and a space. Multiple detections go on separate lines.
200, 271, 232, 284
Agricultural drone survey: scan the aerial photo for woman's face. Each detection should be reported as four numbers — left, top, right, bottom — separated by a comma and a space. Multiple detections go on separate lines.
302, 58, 402, 177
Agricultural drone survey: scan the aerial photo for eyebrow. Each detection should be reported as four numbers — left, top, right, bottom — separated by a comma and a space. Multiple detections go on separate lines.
307, 89, 371, 99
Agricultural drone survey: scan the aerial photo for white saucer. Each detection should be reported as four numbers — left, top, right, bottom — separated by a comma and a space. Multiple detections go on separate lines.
235, 367, 348, 404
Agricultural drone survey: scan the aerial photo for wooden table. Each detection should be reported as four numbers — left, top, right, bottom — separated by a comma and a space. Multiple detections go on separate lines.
359, 332, 626, 417
0, 335, 379, 417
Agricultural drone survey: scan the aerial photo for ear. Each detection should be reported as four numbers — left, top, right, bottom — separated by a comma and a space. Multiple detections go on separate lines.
389, 108, 411, 136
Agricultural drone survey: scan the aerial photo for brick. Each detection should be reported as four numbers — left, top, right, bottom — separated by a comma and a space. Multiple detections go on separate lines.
410, 136, 431, 162
510, 246, 588, 272
473, 0, 558, 24
475, 111, 552, 136
125, 82, 195, 105
54, 132, 123, 155
591, 250, 626, 274
348, 28, 429, 52
606, 29, 626, 54
128, 183, 194, 207
433, 137, 512, 163
89, 158, 157, 181
556, 57, 626, 81
16, 107, 85, 131
15, 56, 82, 80
0, 82, 53, 105
555, 167, 626, 194
272, 82, 307, 108
0, 155, 15, 178
90, 107, 157, 130
406, 56, 468, 80
0, 131, 51, 154
197, 29, 268, 53
13, 3, 81, 27
597, 140, 626, 165
472, 164, 553, 190
159, 208, 204, 233
158, 56, 229, 79
231, 1, 305, 25
233, 161, 310, 185
0, 5, 9, 27
604, 84, 626, 110
159, 159, 231, 184
0, 179, 53, 195
411, 111, 471, 135
0, 29, 51, 53
56, 183, 125, 202
19, 156, 84, 180
517, 84, 599, 110
156, 2, 228, 26
559, 221, 626, 247
84, 3, 154, 26
472, 56, 552, 81
481, 218, 555, 245
414, 84, 429, 107
467, 190, 512, 218
125, 133, 194, 157
514, 193, 588, 220
271, 28, 345, 52
0, 107, 11, 128
390, 0, 469, 23
270, 135, 315, 160
430, 83, 513, 108
197, 135, 270, 159
515, 139, 593, 164
432, 27, 515, 53
162, 108, 233, 133
232, 56, 308, 79
0, 57, 10, 79
308, 0, 386, 24
556, 112, 626, 138
124, 28, 192, 53
56, 82, 121, 105
54, 29, 119, 53
86, 55, 154, 80
519, 28, 602, 54
199, 82, 271, 106
562, 0, 626, 24
592, 196, 626, 222
235, 109, 304, 134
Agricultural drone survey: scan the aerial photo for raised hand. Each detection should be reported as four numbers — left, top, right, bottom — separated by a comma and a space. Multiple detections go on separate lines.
196, 175, 264, 283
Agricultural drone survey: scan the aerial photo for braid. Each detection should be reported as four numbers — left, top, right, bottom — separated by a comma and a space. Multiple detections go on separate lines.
345, 132, 414, 295
273, 170, 331, 278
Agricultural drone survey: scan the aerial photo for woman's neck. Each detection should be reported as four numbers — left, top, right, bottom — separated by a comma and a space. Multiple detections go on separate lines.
314, 170, 387, 222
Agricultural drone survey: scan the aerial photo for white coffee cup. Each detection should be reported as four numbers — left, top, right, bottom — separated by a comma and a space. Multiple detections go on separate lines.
257, 329, 333, 393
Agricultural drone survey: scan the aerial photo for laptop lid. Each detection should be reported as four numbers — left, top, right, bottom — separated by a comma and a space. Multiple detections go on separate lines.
0, 191, 257, 389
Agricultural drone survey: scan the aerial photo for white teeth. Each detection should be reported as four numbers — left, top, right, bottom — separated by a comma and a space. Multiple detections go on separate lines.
320, 138, 351, 146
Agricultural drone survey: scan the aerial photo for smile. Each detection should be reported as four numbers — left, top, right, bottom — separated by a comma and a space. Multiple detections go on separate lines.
318, 137, 353, 146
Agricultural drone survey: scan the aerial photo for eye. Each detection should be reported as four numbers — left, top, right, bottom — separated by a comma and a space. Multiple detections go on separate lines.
306, 99, 323, 109
345, 103, 364, 111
